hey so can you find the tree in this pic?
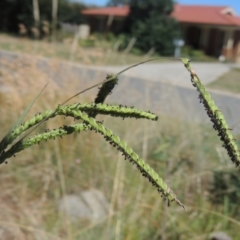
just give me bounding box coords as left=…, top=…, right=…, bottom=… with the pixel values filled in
left=0, top=0, right=86, bottom=35
left=32, top=0, right=40, bottom=27
left=58, top=2, right=86, bottom=24
left=51, top=0, right=58, bottom=40
left=124, top=0, right=180, bottom=55
left=0, top=0, right=32, bottom=33
left=107, top=0, right=129, bottom=6
left=32, top=0, right=40, bottom=38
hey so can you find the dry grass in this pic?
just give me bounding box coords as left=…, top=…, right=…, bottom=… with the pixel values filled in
left=0, top=55, right=239, bottom=240
left=0, top=33, right=152, bottom=66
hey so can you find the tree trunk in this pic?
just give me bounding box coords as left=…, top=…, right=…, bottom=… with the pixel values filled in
left=32, top=0, right=40, bottom=39
left=32, top=0, right=40, bottom=26
left=52, top=0, right=58, bottom=41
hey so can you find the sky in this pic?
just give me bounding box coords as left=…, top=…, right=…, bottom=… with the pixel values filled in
left=76, top=0, right=240, bottom=15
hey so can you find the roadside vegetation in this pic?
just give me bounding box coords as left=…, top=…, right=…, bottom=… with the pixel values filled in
left=0, top=0, right=217, bottom=66
left=0, top=32, right=217, bottom=66
left=0, top=0, right=238, bottom=239
left=0, top=53, right=239, bottom=240
left=0, top=33, right=154, bottom=66
left=208, top=68, right=240, bottom=94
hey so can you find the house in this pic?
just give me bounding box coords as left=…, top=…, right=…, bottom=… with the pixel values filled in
left=82, top=4, right=240, bottom=62
left=82, top=6, right=129, bottom=34
left=172, top=5, right=240, bottom=62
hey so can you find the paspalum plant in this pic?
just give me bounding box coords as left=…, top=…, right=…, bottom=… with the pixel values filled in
left=0, top=58, right=239, bottom=211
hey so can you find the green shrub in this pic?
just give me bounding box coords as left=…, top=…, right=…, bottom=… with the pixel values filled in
left=79, top=38, right=95, bottom=48
left=124, top=0, right=181, bottom=55
left=181, top=46, right=217, bottom=62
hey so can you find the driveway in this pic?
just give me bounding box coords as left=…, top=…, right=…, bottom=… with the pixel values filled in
left=95, top=61, right=231, bottom=88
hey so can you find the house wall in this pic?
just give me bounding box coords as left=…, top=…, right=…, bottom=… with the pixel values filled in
left=181, top=23, right=209, bottom=50
left=233, top=30, right=240, bottom=63
left=181, top=23, right=240, bottom=62
left=207, top=28, right=225, bottom=56
left=87, top=16, right=106, bottom=33
left=199, top=26, right=210, bottom=48
left=221, top=28, right=234, bottom=59
left=85, top=15, right=126, bottom=35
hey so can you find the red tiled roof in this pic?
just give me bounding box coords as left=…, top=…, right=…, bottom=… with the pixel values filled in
left=221, top=13, right=240, bottom=26
left=171, top=4, right=240, bottom=26
left=82, top=4, right=240, bottom=26
left=82, top=6, right=130, bottom=17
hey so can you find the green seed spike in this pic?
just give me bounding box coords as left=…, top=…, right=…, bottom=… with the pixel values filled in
left=6, top=109, right=55, bottom=148
left=95, top=75, right=118, bottom=104
left=8, top=104, right=158, bottom=146
left=69, top=103, right=158, bottom=120
left=57, top=108, right=186, bottom=209
left=59, top=58, right=163, bottom=106
left=181, top=58, right=240, bottom=167
left=0, top=83, right=48, bottom=155
left=0, top=123, right=89, bottom=162
left=8, top=58, right=176, bottom=150
left=1, top=107, right=184, bottom=209
left=89, top=74, right=119, bottom=118
left=7, top=58, right=172, bottom=147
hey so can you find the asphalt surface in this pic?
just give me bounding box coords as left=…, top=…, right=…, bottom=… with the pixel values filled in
left=94, top=61, right=231, bottom=88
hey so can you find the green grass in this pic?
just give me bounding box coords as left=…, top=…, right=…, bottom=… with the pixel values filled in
left=208, top=68, right=240, bottom=94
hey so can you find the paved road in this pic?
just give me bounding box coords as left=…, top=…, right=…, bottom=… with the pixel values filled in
left=94, top=61, right=231, bottom=88
left=1, top=50, right=240, bottom=133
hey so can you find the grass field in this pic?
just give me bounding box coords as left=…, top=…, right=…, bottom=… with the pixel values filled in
left=0, top=32, right=219, bottom=68
left=208, top=67, right=240, bottom=94
left=0, top=33, right=157, bottom=66
left=0, top=52, right=239, bottom=239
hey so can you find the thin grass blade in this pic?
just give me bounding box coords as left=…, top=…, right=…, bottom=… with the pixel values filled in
left=0, top=83, right=49, bottom=153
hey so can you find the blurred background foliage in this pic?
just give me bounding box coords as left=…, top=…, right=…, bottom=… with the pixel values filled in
left=0, top=0, right=180, bottom=56
left=0, top=0, right=239, bottom=239
left=0, top=0, right=86, bottom=34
